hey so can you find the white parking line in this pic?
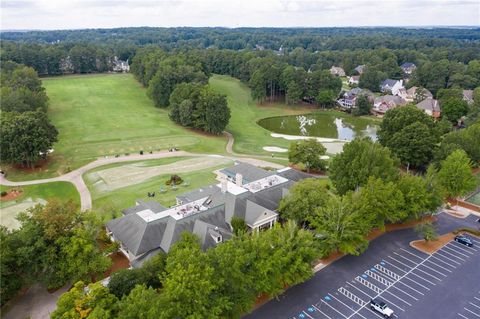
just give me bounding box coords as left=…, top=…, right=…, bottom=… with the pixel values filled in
left=388, top=256, right=442, bottom=281
left=394, top=252, right=448, bottom=277
left=449, top=242, right=476, bottom=255
left=382, top=291, right=410, bottom=307
left=444, top=244, right=472, bottom=258
left=403, top=276, right=431, bottom=290
left=347, top=254, right=435, bottom=318
left=366, top=271, right=419, bottom=301
left=328, top=293, right=368, bottom=319
left=399, top=248, right=425, bottom=260
left=347, top=282, right=373, bottom=298
left=321, top=299, right=348, bottom=318
left=458, top=313, right=470, bottom=319
left=438, top=247, right=467, bottom=261
left=435, top=251, right=463, bottom=265
left=372, top=268, right=426, bottom=294
left=470, top=302, right=480, bottom=310
left=424, top=259, right=453, bottom=273
left=302, top=311, right=315, bottom=319
left=442, top=245, right=470, bottom=259
left=393, top=252, right=418, bottom=266
left=430, top=254, right=457, bottom=268
left=311, top=304, right=332, bottom=319
left=382, top=260, right=436, bottom=285
left=464, top=307, right=480, bottom=318
left=476, top=297, right=480, bottom=302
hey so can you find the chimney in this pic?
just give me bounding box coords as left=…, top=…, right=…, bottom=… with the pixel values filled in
left=235, top=173, right=243, bottom=187
left=221, top=177, right=228, bottom=193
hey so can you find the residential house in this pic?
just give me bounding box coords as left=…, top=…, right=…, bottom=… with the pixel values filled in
left=416, top=98, right=441, bottom=119
left=348, top=75, right=360, bottom=85
left=337, top=88, right=373, bottom=109
left=330, top=66, right=346, bottom=77
left=397, top=86, right=433, bottom=102
left=400, top=62, right=416, bottom=75
left=106, top=162, right=312, bottom=267
left=380, top=79, right=404, bottom=95
left=354, top=65, right=365, bottom=75
left=373, top=95, right=407, bottom=116
left=463, top=90, right=474, bottom=105
left=112, top=56, right=130, bottom=72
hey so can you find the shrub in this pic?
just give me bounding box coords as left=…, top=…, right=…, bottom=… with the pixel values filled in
left=1, top=191, right=7, bottom=197
left=165, top=174, right=183, bottom=186
left=452, top=227, right=480, bottom=236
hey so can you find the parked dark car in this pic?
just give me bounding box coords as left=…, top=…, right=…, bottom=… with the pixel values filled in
left=454, top=234, right=473, bottom=247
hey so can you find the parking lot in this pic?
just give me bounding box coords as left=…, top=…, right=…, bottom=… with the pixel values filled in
left=245, top=214, right=480, bottom=319
left=293, top=236, right=480, bottom=319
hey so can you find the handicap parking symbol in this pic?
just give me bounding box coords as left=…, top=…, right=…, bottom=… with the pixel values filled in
left=324, top=295, right=332, bottom=301
left=380, top=261, right=386, bottom=265
left=362, top=274, right=368, bottom=279
left=308, top=307, right=315, bottom=312
left=299, top=313, right=305, bottom=318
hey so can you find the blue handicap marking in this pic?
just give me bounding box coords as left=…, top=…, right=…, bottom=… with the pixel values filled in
left=362, top=274, right=368, bottom=279
left=371, top=268, right=376, bottom=272
left=325, top=295, right=332, bottom=301
left=308, top=307, right=315, bottom=312
left=299, top=314, right=305, bottom=318
left=381, top=261, right=386, bottom=265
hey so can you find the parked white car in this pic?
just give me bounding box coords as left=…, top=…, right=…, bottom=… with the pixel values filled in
left=370, top=298, right=394, bottom=318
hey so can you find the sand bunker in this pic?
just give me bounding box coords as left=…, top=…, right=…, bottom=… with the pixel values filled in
left=263, top=146, right=288, bottom=153
left=270, top=133, right=346, bottom=154
left=87, top=157, right=232, bottom=193
left=1, top=198, right=47, bottom=230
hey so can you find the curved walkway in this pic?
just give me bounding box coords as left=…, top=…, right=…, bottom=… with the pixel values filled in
left=0, top=150, right=284, bottom=211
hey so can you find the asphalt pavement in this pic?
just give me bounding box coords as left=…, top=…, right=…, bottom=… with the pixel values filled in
left=244, top=213, right=480, bottom=319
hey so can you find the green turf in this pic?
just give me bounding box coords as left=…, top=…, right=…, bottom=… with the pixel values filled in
left=85, top=160, right=232, bottom=219
left=5, top=74, right=226, bottom=181
left=0, top=182, right=80, bottom=209
left=210, top=75, right=312, bottom=155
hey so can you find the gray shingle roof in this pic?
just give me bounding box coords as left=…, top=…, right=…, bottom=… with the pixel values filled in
left=220, top=162, right=274, bottom=184
left=400, top=62, right=416, bottom=68
left=122, top=200, right=167, bottom=215
left=380, top=79, right=399, bottom=88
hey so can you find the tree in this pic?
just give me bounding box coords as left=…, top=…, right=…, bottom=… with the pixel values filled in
left=436, top=122, right=480, bottom=166
left=14, top=201, right=110, bottom=289
left=309, top=196, right=369, bottom=256
left=358, top=66, right=387, bottom=92
left=415, top=222, right=438, bottom=242
left=350, top=177, right=406, bottom=230
left=353, top=95, right=372, bottom=116
left=52, top=281, right=119, bottom=319
left=437, top=150, right=477, bottom=199
left=0, top=227, right=23, bottom=306
left=378, top=105, right=435, bottom=147
left=160, top=233, right=227, bottom=318
left=441, top=98, right=469, bottom=123
left=388, top=122, right=437, bottom=168
left=316, top=89, right=336, bottom=108
left=329, top=138, right=399, bottom=195
left=108, top=268, right=149, bottom=299
left=288, top=139, right=327, bottom=173
left=396, top=174, right=432, bottom=220
left=197, top=86, right=231, bottom=134
left=278, top=178, right=333, bottom=226
left=0, top=111, right=58, bottom=168
left=116, top=285, right=161, bottom=319
left=230, top=216, right=248, bottom=236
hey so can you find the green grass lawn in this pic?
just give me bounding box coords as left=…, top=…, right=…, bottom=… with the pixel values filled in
left=0, top=182, right=80, bottom=229
left=5, top=74, right=227, bottom=181
left=84, top=158, right=232, bottom=220
left=210, top=75, right=312, bottom=155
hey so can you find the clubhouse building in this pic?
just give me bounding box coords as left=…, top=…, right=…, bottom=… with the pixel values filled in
left=106, top=162, right=311, bottom=267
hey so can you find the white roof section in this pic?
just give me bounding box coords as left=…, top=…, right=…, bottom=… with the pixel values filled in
left=137, top=196, right=210, bottom=222
left=243, top=174, right=289, bottom=193
left=216, top=181, right=249, bottom=195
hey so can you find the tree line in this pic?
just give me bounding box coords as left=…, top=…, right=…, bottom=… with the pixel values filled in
left=50, top=221, right=317, bottom=319
left=0, top=61, right=58, bottom=168
left=1, top=201, right=113, bottom=306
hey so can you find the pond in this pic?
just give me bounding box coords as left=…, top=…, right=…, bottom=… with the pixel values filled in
left=257, top=112, right=379, bottom=141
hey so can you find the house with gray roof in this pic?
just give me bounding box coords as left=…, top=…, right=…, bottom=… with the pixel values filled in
left=380, top=79, right=404, bottom=95
left=373, top=95, right=407, bottom=115
left=106, top=163, right=313, bottom=267
left=400, top=62, right=416, bottom=75
left=354, top=65, right=365, bottom=75
left=416, top=98, right=441, bottom=119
